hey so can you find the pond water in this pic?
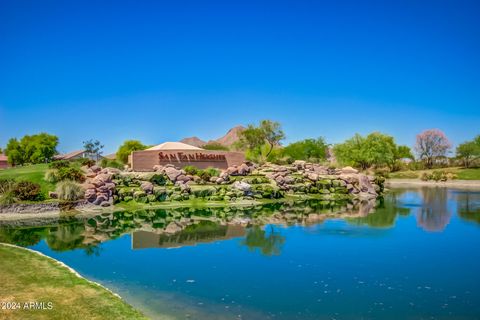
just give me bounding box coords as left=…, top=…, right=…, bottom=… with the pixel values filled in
left=1, top=187, right=480, bottom=319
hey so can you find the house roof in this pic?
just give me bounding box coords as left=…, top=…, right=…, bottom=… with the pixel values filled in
left=0, top=154, right=7, bottom=162
left=54, top=150, right=86, bottom=160
left=146, top=142, right=204, bottom=151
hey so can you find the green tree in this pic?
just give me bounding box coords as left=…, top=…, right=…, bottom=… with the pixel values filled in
left=83, top=139, right=104, bottom=161
left=333, top=132, right=407, bottom=170
left=238, top=120, right=285, bottom=158
left=116, top=140, right=147, bottom=164
left=260, top=120, right=285, bottom=157
left=5, top=133, right=59, bottom=165
left=456, top=136, right=480, bottom=168
left=282, top=137, right=328, bottom=162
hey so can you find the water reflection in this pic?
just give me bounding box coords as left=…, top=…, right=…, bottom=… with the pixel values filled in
left=455, top=190, right=480, bottom=224
left=1, top=188, right=480, bottom=255
left=415, top=187, right=452, bottom=232
left=349, top=189, right=411, bottom=227
left=132, top=222, right=246, bottom=249
left=0, top=199, right=376, bottom=255
left=241, top=226, right=286, bottom=256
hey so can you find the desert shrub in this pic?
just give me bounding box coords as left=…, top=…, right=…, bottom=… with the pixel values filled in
left=100, top=158, right=124, bottom=169
left=150, top=174, right=167, bottom=186
left=420, top=170, right=455, bottom=182
left=204, top=167, right=220, bottom=177
left=44, top=169, right=60, bottom=183
left=0, top=192, right=16, bottom=205
left=48, top=160, right=70, bottom=169
left=55, top=181, right=85, bottom=201
left=408, top=161, right=426, bottom=171
left=0, top=178, right=16, bottom=195
left=57, top=167, right=85, bottom=183
left=430, top=170, right=445, bottom=182
left=183, top=165, right=198, bottom=176
left=78, top=158, right=96, bottom=167
left=373, top=168, right=390, bottom=178
left=197, top=170, right=212, bottom=182
left=12, top=181, right=44, bottom=201
left=196, top=168, right=220, bottom=182
left=420, top=172, right=431, bottom=181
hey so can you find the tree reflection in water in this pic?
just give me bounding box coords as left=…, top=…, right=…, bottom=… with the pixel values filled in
left=241, top=225, right=286, bottom=256
left=3, top=189, right=478, bottom=254
left=455, top=190, right=480, bottom=224
left=415, top=187, right=451, bottom=232
left=349, top=190, right=411, bottom=228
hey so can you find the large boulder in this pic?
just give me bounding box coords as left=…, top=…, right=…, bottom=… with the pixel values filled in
left=341, top=166, right=359, bottom=174
left=232, top=181, right=252, bottom=193
left=153, top=165, right=164, bottom=172
left=358, top=174, right=376, bottom=195
left=293, top=160, right=306, bottom=170
left=237, top=163, right=250, bottom=175
left=94, top=173, right=112, bottom=184
left=90, top=165, right=101, bottom=173
left=85, top=189, right=97, bottom=201
left=226, top=166, right=239, bottom=175
left=140, top=181, right=154, bottom=194
left=176, top=174, right=191, bottom=183
left=165, top=221, right=183, bottom=234
left=164, top=167, right=183, bottom=182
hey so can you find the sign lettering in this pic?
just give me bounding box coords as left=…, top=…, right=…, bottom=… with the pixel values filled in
left=158, top=152, right=226, bottom=162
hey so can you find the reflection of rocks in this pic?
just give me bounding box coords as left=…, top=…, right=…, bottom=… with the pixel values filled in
left=0, top=199, right=382, bottom=253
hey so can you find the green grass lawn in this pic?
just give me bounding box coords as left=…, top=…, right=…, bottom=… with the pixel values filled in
left=389, top=167, right=480, bottom=180
left=456, top=168, right=480, bottom=180
left=0, top=164, right=54, bottom=193
left=0, top=244, right=147, bottom=320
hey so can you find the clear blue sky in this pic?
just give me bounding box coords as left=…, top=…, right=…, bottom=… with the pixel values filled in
left=1, top=0, right=479, bottom=154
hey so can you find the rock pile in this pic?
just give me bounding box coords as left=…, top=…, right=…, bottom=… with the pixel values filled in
left=82, top=165, right=120, bottom=207
left=88, top=161, right=383, bottom=206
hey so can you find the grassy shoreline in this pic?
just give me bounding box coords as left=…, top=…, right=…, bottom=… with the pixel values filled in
left=0, top=243, right=147, bottom=320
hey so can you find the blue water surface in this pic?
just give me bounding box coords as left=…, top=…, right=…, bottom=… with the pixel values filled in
left=5, top=187, right=480, bottom=319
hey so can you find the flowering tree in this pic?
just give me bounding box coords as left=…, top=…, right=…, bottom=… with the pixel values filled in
left=415, top=129, right=451, bottom=168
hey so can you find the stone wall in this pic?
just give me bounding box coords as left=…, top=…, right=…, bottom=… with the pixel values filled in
left=0, top=201, right=87, bottom=214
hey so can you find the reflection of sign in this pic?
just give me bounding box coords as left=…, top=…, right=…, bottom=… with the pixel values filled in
left=158, top=152, right=226, bottom=162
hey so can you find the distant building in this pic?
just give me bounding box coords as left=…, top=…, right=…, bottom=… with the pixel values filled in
left=54, top=150, right=101, bottom=161
left=0, top=154, right=9, bottom=169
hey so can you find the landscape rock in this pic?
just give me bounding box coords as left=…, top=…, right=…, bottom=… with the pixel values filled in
left=232, top=181, right=252, bottom=193
left=140, top=181, right=154, bottom=194
left=164, top=167, right=183, bottom=182
left=341, top=166, right=359, bottom=174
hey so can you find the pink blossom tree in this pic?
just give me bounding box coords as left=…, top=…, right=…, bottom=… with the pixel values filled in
left=415, top=129, right=452, bottom=168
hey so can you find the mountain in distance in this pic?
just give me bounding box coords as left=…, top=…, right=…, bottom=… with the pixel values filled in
left=179, top=136, right=206, bottom=148
left=179, top=125, right=245, bottom=148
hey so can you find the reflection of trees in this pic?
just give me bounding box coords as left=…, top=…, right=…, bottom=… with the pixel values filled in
left=241, top=226, right=285, bottom=256
left=349, top=195, right=411, bottom=228
left=455, top=191, right=480, bottom=224
left=416, top=187, right=451, bottom=232
left=0, top=227, right=45, bottom=247
left=46, top=223, right=86, bottom=252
